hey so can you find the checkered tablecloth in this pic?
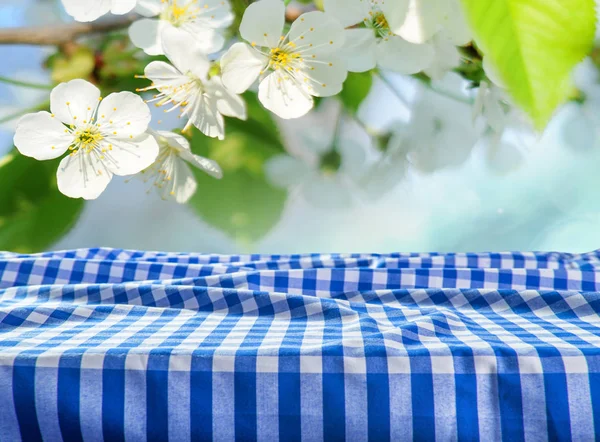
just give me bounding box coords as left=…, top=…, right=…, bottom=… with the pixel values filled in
left=1, top=248, right=600, bottom=441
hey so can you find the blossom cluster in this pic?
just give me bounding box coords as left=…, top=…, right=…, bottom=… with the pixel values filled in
left=14, top=0, right=500, bottom=203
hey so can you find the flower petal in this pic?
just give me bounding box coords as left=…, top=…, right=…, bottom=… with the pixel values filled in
left=97, top=91, right=151, bottom=137
left=323, top=0, right=368, bottom=27
left=61, top=0, right=112, bottom=22
left=161, top=26, right=211, bottom=79
left=129, top=18, right=168, bottom=55
left=279, top=98, right=339, bottom=158
left=258, top=71, right=314, bottom=119
left=395, top=0, right=441, bottom=44
left=379, top=0, right=410, bottom=36
left=221, top=42, right=268, bottom=94
left=110, top=0, right=137, bottom=15
left=50, top=79, right=101, bottom=126
left=135, top=0, right=162, bottom=17
left=210, top=77, right=247, bottom=120
left=289, top=11, right=346, bottom=54
left=301, top=56, right=347, bottom=97
left=152, top=130, right=221, bottom=179
left=483, top=89, right=508, bottom=133
left=186, top=95, right=226, bottom=140
left=339, top=139, right=367, bottom=179
left=375, top=36, right=434, bottom=74
left=265, top=154, right=312, bottom=188
left=438, top=0, right=472, bottom=46
left=190, top=155, right=223, bottom=179
left=144, top=61, right=188, bottom=100
left=57, top=151, right=113, bottom=200
left=151, top=129, right=190, bottom=150
left=196, top=0, right=234, bottom=28
left=362, top=156, right=408, bottom=199
left=103, top=132, right=160, bottom=176
left=161, top=158, right=198, bottom=203
left=424, top=33, right=461, bottom=80
left=339, top=29, right=377, bottom=73
left=179, top=148, right=224, bottom=179
left=407, top=88, right=476, bottom=173
left=145, top=60, right=178, bottom=79
left=14, top=111, right=72, bottom=160
left=239, top=0, right=285, bottom=48
left=179, top=23, right=226, bottom=54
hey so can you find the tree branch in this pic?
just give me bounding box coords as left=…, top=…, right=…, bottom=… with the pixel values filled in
left=0, top=15, right=137, bottom=46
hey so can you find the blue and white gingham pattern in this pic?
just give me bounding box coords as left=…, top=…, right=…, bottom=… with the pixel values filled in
left=1, top=248, right=600, bottom=441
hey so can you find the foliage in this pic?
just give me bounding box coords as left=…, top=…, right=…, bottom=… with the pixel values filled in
left=0, top=152, right=84, bottom=252
left=187, top=93, right=288, bottom=244
left=339, top=72, right=373, bottom=115
left=461, top=0, right=597, bottom=129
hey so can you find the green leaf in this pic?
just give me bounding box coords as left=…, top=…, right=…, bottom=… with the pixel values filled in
left=187, top=92, right=287, bottom=245
left=0, top=152, right=84, bottom=252
left=230, top=0, right=250, bottom=36
left=460, top=0, right=596, bottom=129
left=339, top=71, right=373, bottom=115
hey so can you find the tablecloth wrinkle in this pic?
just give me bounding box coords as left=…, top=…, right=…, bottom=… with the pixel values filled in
left=1, top=248, right=599, bottom=441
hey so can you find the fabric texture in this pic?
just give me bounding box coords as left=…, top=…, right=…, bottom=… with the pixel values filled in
left=0, top=248, right=600, bottom=441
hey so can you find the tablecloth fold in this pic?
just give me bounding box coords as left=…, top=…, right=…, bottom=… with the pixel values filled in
left=1, top=248, right=599, bottom=441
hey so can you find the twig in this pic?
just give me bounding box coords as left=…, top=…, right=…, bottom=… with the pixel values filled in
left=377, top=71, right=475, bottom=106
left=0, top=15, right=138, bottom=46
left=0, top=101, right=50, bottom=126
left=0, top=75, right=52, bottom=90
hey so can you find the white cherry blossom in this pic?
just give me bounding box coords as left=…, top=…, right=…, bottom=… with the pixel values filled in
left=141, top=28, right=246, bottom=139
left=138, top=129, right=222, bottom=203
left=424, top=31, right=462, bottom=80
left=129, top=0, right=233, bottom=55
left=406, top=74, right=477, bottom=173
left=396, top=0, right=472, bottom=46
left=61, top=0, right=137, bottom=22
left=473, top=80, right=510, bottom=135
left=472, top=59, right=533, bottom=172
left=359, top=127, right=410, bottom=197
left=472, top=58, right=526, bottom=141
left=324, top=0, right=434, bottom=74
left=265, top=101, right=372, bottom=207
left=13, top=79, right=159, bottom=200
left=563, top=59, right=600, bottom=152
left=220, top=0, right=348, bottom=119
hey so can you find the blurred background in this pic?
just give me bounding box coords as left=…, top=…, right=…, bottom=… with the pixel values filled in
left=1, top=0, right=600, bottom=254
